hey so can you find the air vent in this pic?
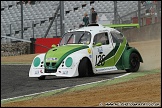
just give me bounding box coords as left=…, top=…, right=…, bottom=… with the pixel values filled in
left=52, top=62, right=56, bottom=66
left=45, top=69, right=57, bottom=73
left=53, top=49, right=57, bottom=51
left=88, top=23, right=100, bottom=26
left=46, top=62, right=50, bottom=66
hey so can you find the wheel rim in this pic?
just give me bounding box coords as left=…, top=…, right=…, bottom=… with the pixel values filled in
left=131, top=56, right=139, bottom=68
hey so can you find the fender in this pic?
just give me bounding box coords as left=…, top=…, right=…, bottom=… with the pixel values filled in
left=56, top=49, right=92, bottom=77
left=122, top=47, right=143, bottom=69
left=73, top=53, right=92, bottom=76
left=29, top=53, right=45, bottom=77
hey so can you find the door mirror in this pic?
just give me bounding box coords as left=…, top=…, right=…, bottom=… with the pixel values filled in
left=51, top=44, right=56, bottom=48
left=106, top=40, right=109, bottom=44
left=95, top=43, right=102, bottom=46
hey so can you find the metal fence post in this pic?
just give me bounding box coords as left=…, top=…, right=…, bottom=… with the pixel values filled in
left=55, top=16, right=57, bottom=37
left=44, top=4, right=60, bottom=38
left=30, top=38, right=36, bottom=54
left=32, top=21, right=34, bottom=38
left=10, top=24, right=12, bottom=36
left=114, top=1, right=117, bottom=24
left=156, top=1, right=161, bottom=22
left=60, top=1, right=65, bottom=37
left=138, top=1, right=141, bottom=27
left=21, top=1, right=23, bottom=39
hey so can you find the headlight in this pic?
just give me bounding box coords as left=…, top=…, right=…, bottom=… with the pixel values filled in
left=33, top=57, right=40, bottom=67
left=65, top=57, right=73, bottom=67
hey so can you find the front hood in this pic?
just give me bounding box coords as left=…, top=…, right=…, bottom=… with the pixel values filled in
left=44, top=45, right=89, bottom=69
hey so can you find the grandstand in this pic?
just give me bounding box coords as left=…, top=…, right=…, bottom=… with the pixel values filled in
left=1, top=1, right=161, bottom=57
left=1, top=1, right=149, bottom=43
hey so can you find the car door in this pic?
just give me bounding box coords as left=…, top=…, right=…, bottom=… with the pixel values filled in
left=92, top=32, right=115, bottom=73
left=110, top=31, right=126, bottom=69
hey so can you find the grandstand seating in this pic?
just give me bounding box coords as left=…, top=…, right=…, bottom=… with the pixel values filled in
left=1, top=1, right=159, bottom=43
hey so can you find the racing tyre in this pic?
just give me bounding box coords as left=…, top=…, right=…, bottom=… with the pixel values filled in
left=38, top=76, right=45, bottom=80
left=126, top=53, right=140, bottom=72
left=78, top=58, right=93, bottom=77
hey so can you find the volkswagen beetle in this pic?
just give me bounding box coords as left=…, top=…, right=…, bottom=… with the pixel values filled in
left=29, top=24, right=143, bottom=80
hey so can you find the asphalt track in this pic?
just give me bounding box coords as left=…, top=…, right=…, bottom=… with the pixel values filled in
left=1, top=65, right=127, bottom=99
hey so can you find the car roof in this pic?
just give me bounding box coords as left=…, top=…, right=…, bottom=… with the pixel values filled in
left=69, top=24, right=120, bottom=36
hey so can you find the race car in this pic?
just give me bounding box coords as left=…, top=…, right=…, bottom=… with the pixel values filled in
left=29, top=23, right=143, bottom=80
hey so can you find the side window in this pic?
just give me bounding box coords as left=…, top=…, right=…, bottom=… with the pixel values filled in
left=111, top=32, right=118, bottom=43
left=111, top=32, right=123, bottom=43
left=93, top=32, right=109, bottom=45
left=116, top=33, right=124, bottom=43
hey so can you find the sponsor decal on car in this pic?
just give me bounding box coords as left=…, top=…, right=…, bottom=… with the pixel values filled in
left=96, top=66, right=117, bottom=72
left=99, top=29, right=108, bottom=32
left=46, top=57, right=58, bottom=61
left=62, top=71, right=68, bottom=75
left=40, top=70, right=43, bottom=73
left=87, top=48, right=91, bottom=54
left=97, top=47, right=103, bottom=53
left=89, top=55, right=92, bottom=58
left=35, top=70, right=39, bottom=74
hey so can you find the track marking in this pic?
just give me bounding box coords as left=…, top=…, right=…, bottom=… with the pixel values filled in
left=114, top=73, right=131, bottom=78
left=1, top=73, right=131, bottom=102
left=1, top=87, right=70, bottom=101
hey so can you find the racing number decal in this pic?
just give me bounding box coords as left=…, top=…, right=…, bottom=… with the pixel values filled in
left=95, top=54, right=105, bottom=66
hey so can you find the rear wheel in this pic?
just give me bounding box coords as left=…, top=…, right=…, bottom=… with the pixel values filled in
left=38, top=76, right=45, bottom=80
left=126, top=53, right=140, bottom=72
left=78, top=58, right=94, bottom=77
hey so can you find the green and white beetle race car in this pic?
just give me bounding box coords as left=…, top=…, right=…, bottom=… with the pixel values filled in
left=29, top=24, right=143, bottom=80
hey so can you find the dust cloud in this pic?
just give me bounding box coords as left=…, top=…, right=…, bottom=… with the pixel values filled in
left=129, top=39, right=161, bottom=71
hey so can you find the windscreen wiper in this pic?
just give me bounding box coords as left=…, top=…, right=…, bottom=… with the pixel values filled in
left=78, top=33, right=85, bottom=44
left=66, top=34, right=73, bottom=44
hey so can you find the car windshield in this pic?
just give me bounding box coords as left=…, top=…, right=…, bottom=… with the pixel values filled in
left=59, top=31, right=91, bottom=46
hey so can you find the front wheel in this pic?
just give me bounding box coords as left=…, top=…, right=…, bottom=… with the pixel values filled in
left=78, top=58, right=94, bottom=77
left=38, top=76, right=45, bottom=80
left=126, top=53, right=140, bottom=72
